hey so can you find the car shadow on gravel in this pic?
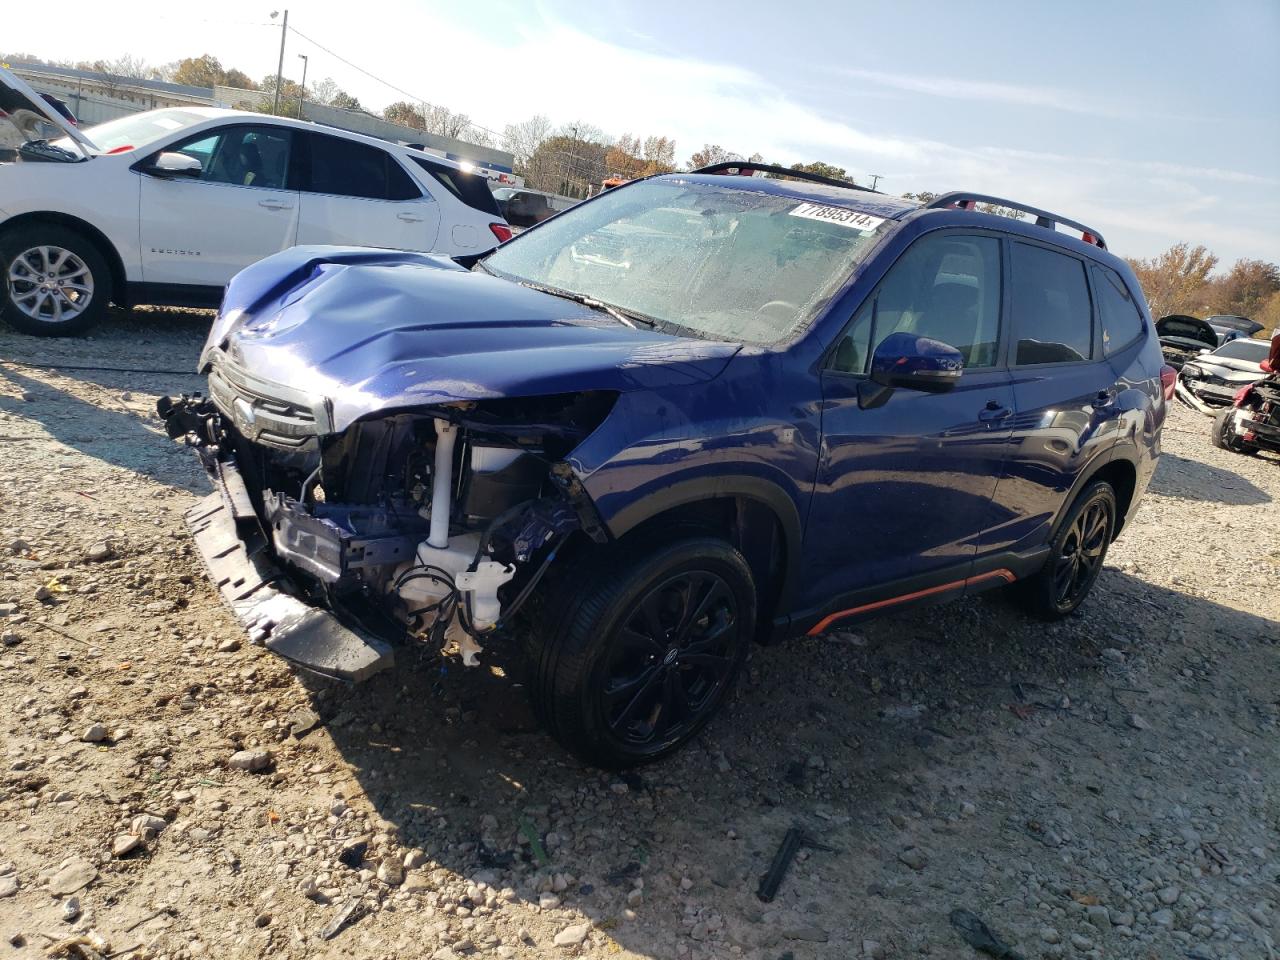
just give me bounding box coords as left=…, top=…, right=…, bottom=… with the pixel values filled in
left=300, top=564, right=1279, bottom=957
left=1149, top=450, right=1272, bottom=505
left=0, top=363, right=207, bottom=494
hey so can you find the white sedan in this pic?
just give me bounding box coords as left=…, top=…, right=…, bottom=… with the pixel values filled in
left=0, top=67, right=510, bottom=336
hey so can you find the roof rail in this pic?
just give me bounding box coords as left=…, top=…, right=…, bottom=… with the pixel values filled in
left=925, top=192, right=1106, bottom=249
left=691, top=161, right=877, bottom=194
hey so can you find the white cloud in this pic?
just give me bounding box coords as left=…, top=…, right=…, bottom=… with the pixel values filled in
left=9, top=1, right=1275, bottom=263
left=831, top=68, right=1131, bottom=118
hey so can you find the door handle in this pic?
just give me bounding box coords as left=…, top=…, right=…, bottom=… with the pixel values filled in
left=1092, top=390, right=1116, bottom=409
left=397, top=212, right=425, bottom=222
left=258, top=199, right=293, bottom=210
left=978, top=402, right=1012, bottom=422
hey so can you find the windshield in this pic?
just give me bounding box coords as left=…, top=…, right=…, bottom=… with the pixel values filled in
left=483, top=179, right=886, bottom=344
left=53, top=109, right=207, bottom=154
left=1212, top=339, right=1270, bottom=362
left=492, top=188, right=517, bottom=200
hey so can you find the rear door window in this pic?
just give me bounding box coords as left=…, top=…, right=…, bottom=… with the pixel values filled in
left=300, top=132, right=421, bottom=200
left=1092, top=265, right=1145, bottom=355
left=1009, top=243, right=1093, bottom=365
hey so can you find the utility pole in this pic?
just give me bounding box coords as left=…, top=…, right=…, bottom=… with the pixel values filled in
left=270, top=9, right=288, bottom=115
left=869, top=173, right=883, bottom=191
left=296, top=54, right=308, bottom=119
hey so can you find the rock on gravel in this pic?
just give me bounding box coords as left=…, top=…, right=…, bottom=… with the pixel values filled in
left=377, top=857, right=404, bottom=886
left=112, top=834, right=142, bottom=858
left=228, top=749, right=271, bottom=772
left=81, top=722, right=109, bottom=743
left=47, top=859, right=97, bottom=896
left=86, top=540, right=115, bottom=562
left=553, top=922, right=591, bottom=947
left=0, top=876, right=17, bottom=898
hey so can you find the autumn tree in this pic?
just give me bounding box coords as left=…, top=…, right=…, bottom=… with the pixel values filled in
left=383, top=101, right=425, bottom=130
left=1125, top=243, right=1219, bottom=318
left=1203, top=259, right=1280, bottom=320
left=168, top=55, right=257, bottom=90
left=688, top=144, right=741, bottom=168
left=527, top=133, right=609, bottom=197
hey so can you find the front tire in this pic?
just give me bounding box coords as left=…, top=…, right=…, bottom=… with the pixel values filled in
left=530, top=537, right=756, bottom=768
left=1211, top=407, right=1254, bottom=454
left=0, top=225, right=112, bottom=337
left=1013, top=481, right=1116, bottom=620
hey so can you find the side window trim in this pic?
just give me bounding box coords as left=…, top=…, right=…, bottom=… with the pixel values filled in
left=821, top=227, right=1008, bottom=377
left=1008, top=237, right=1097, bottom=369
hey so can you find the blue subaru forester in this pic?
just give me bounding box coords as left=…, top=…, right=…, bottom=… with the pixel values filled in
left=162, top=163, right=1171, bottom=767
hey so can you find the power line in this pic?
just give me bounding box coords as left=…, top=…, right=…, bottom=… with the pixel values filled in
left=282, top=23, right=607, bottom=173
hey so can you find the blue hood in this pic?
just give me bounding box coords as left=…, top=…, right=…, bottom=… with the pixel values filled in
left=201, top=246, right=742, bottom=434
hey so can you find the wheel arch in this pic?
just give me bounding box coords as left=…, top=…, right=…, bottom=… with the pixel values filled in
left=603, top=476, right=803, bottom=636
left=1054, top=455, right=1138, bottom=542
left=0, top=211, right=129, bottom=306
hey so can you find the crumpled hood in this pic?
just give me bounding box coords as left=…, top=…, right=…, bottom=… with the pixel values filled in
left=1187, top=355, right=1263, bottom=378
left=202, top=246, right=742, bottom=434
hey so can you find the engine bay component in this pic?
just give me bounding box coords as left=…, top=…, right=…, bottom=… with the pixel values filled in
left=157, top=390, right=588, bottom=675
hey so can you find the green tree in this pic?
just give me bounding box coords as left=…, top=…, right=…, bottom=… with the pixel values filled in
left=790, top=160, right=849, bottom=181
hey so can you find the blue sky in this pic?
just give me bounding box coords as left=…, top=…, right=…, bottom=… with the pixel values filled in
left=12, top=0, right=1279, bottom=264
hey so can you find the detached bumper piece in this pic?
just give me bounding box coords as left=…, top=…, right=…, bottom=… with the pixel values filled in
left=186, top=479, right=394, bottom=683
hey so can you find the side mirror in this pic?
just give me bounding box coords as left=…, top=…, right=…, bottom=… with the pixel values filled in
left=143, top=152, right=202, bottom=179
left=869, top=331, right=965, bottom=393
left=1198, top=347, right=1210, bottom=354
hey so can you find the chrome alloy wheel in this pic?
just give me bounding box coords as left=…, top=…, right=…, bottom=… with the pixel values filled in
left=7, top=245, right=95, bottom=324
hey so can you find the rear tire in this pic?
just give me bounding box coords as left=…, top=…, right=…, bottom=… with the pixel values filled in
left=528, top=537, right=756, bottom=769
left=1013, top=481, right=1116, bottom=620
left=0, top=225, right=112, bottom=337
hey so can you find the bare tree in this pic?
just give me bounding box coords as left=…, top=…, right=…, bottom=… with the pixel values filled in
left=502, top=115, right=552, bottom=170
left=423, top=105, right=475, bottom=140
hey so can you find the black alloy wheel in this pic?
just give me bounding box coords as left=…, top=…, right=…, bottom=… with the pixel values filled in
left=1051, top=496, right=1111, bottom=610
left=529, top=536, right=756, bottom=768
left=600, top=570, right=739, bottom=749
left=1012, top=480, right=1116, bottom=620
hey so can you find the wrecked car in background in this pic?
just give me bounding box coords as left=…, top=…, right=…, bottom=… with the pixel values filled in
left=1156, top=314, right=1218, bottom=369
left=161, top=165, right=1168, bottom=767
left=1176, top=336, right=1272, bottom=413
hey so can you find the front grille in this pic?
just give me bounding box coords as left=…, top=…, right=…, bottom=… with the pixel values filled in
left=208, top=358, right=328, bottom=448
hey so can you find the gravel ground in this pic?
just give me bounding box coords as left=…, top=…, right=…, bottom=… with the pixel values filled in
left=1, top=309, right=1277, bottom=960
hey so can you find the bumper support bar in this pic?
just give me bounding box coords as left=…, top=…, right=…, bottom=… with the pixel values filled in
left=187, top=490, right=394, bottom=683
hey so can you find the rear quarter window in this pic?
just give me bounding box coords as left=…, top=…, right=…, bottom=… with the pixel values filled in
left=408, top=156, right=501, bottom=216
left=1092, top=264, right=1145, bottom=355
left=1010, top=243, right=1093, bottom=365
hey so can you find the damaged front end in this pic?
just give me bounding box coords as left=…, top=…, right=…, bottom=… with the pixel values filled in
left=158, top=388, right=611, bottom=681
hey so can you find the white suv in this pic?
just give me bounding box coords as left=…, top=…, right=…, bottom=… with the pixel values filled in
left=0, top=68, right=510, bottom=336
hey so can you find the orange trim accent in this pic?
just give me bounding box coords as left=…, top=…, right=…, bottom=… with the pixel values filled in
left=807, top=568, right=1016, bottom=636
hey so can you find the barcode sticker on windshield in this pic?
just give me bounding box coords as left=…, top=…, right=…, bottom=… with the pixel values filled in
left=789, top=202, right=885, bottom=232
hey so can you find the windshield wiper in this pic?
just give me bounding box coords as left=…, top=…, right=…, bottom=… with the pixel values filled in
left=516, top=280, right=656, bottom=330
left=17, top=139, right=82, bottom=163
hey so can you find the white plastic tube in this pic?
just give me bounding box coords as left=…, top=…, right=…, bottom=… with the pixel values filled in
left=428, top=418, right=457, bottom=548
